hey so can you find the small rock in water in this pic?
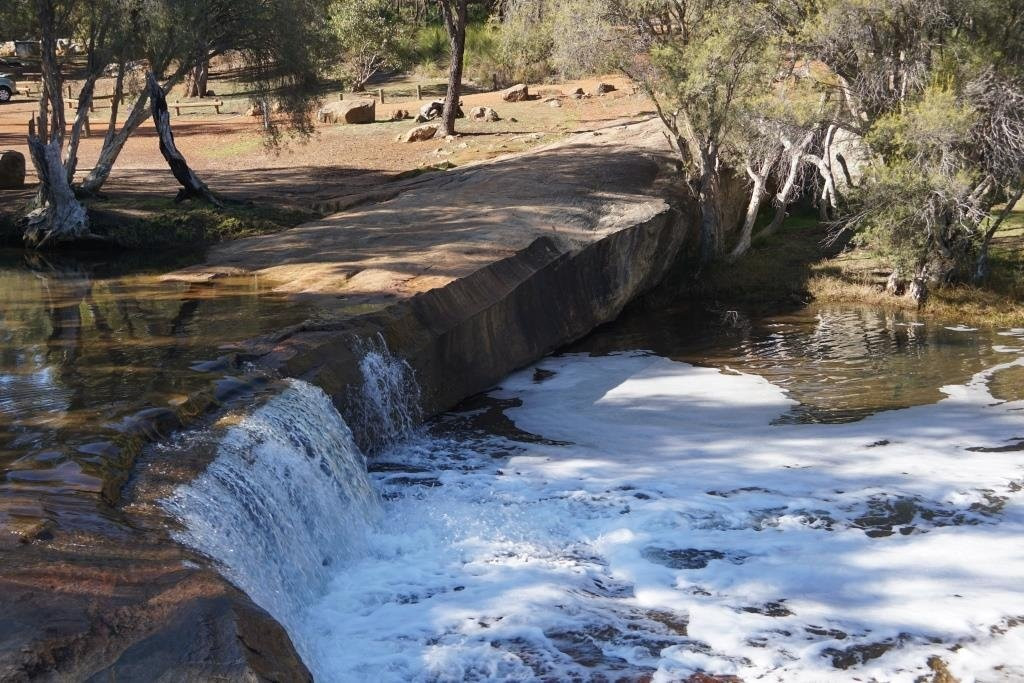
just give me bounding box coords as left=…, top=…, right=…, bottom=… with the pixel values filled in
left=642, top=546, right=727, bottom=569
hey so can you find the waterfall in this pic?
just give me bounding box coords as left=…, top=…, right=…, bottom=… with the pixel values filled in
left=162, top=337, right=424, bottom=674
left=162, top=379, right=380, bottom=648
left=348, top=333, right=423, bottom=453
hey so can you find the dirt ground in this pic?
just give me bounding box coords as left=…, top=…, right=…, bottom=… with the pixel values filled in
left=0, top=68, right=651, bottom=210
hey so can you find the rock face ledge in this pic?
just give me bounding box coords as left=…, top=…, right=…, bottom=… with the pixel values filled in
left=2, top=119, right=695, bottom=681
left=178, top=118, right=693, bottom=420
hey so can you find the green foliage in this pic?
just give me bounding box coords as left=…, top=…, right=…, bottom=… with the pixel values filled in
left=399, top=0, right=616, bottom=87
left=402, top=21, right=507, bottom=83
left=329, top=0, right=405, bottom=91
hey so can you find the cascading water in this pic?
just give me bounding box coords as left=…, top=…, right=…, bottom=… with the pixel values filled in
left=347, top=333, right=423, bottom=453
left=162, top=378, right=382, bottom=666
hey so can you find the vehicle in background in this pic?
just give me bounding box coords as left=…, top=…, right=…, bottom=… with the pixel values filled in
left=0, top=57, right=28, bottom=77
left=0, top=74, right=16, bottom=103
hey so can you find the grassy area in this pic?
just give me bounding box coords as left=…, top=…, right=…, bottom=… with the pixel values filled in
left=88, top=196, right=320, bottom=249
left=697, top=206, right=1024, bottom=327
left=0, top=196, right=317, bottom=250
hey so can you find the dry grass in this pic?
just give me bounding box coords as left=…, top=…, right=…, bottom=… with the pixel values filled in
left=807, top=204, right=1024, bottom=327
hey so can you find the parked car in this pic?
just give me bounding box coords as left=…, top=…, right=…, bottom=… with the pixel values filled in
left=0, top=57, right=28, bottom=77
left=0, top=74, right=15, bottom=103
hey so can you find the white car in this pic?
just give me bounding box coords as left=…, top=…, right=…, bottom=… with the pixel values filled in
left=0, top=74, right=15, bottom=103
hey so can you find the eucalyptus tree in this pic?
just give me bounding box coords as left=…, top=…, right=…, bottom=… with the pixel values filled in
left=81, top=0, right=330, bottom=196
left=602, top=0, right=793, bottom=263
left=19, top=0, right=329, bottom=246
left=23, top=0, right=90, bottom=247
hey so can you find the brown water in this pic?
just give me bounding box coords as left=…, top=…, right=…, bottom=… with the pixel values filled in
left=0, top=250, right=310, bottom=539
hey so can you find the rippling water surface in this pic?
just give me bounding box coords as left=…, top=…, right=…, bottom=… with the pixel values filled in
left=0, top=250, right=308, bottom=536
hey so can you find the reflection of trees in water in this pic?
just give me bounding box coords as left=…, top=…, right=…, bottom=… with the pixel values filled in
left=1, top=254, right=214, bottom=438
left=730, top=307, right=1004, bottom=420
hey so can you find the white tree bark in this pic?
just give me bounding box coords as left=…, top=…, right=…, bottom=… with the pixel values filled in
left=727, top=157, right=773, bottom=261
left=24, top=121, right=90, bottom=248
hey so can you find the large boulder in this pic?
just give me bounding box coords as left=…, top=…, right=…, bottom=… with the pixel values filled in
left=318, top=99, right=376, bottom=124
left=0, top=150, right=25, bottom=189
left=502, top=83, right=530, bottom=102
left=401, top=124, right=438, bottom=143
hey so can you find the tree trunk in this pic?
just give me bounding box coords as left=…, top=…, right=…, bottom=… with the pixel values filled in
left=974, top=187, right=1022, bottom=282
left=23, top=118, right=90, bottom=248
left=80, top=69, right=187, bottom=195
left=106, top=61, right=126, bottom=141
left=188, top=53, right=210, bottom=97
left=22, top=0, right=89, bottom=247
left=909, top=273, right=928, bottom=307
left=805, top=152, right=839, bottom=220
left=697, top=144, right=722, bottom=263
left=64, top=74, right=99, bottom=184
left=438, top=0, right=467, bottom=137
left=757, top=132, right=814, bottom=242
left=36, top=0, right=65, bottom=147
left=727, top=159, right=771, bottom=262
left=147, top=72, right=221, bottom=206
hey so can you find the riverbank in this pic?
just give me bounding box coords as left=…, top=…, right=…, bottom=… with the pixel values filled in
left=691, top=207, right=1024, bottom=327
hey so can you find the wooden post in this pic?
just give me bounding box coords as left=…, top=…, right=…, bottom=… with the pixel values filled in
left=416, top=84, right=422, bottom=100
left=339, top=92, right=343, bottom=101
left=67, top=84, right=72, bottom=99
left=174, top=102, right=181, bottom=116
left=378, top=88, right=384, bottom=103
left=214, top=100, right=221, bottom=114
left=83, top=116, right=90, bottom=138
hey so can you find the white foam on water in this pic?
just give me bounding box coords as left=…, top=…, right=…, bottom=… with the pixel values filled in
left=298, top=351, right=1024, bottom=682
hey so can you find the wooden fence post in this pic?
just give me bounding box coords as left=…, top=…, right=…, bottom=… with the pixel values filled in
left=416, top=84, right=422, bottom=100
left=378, top=88, right=384, bottom=103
